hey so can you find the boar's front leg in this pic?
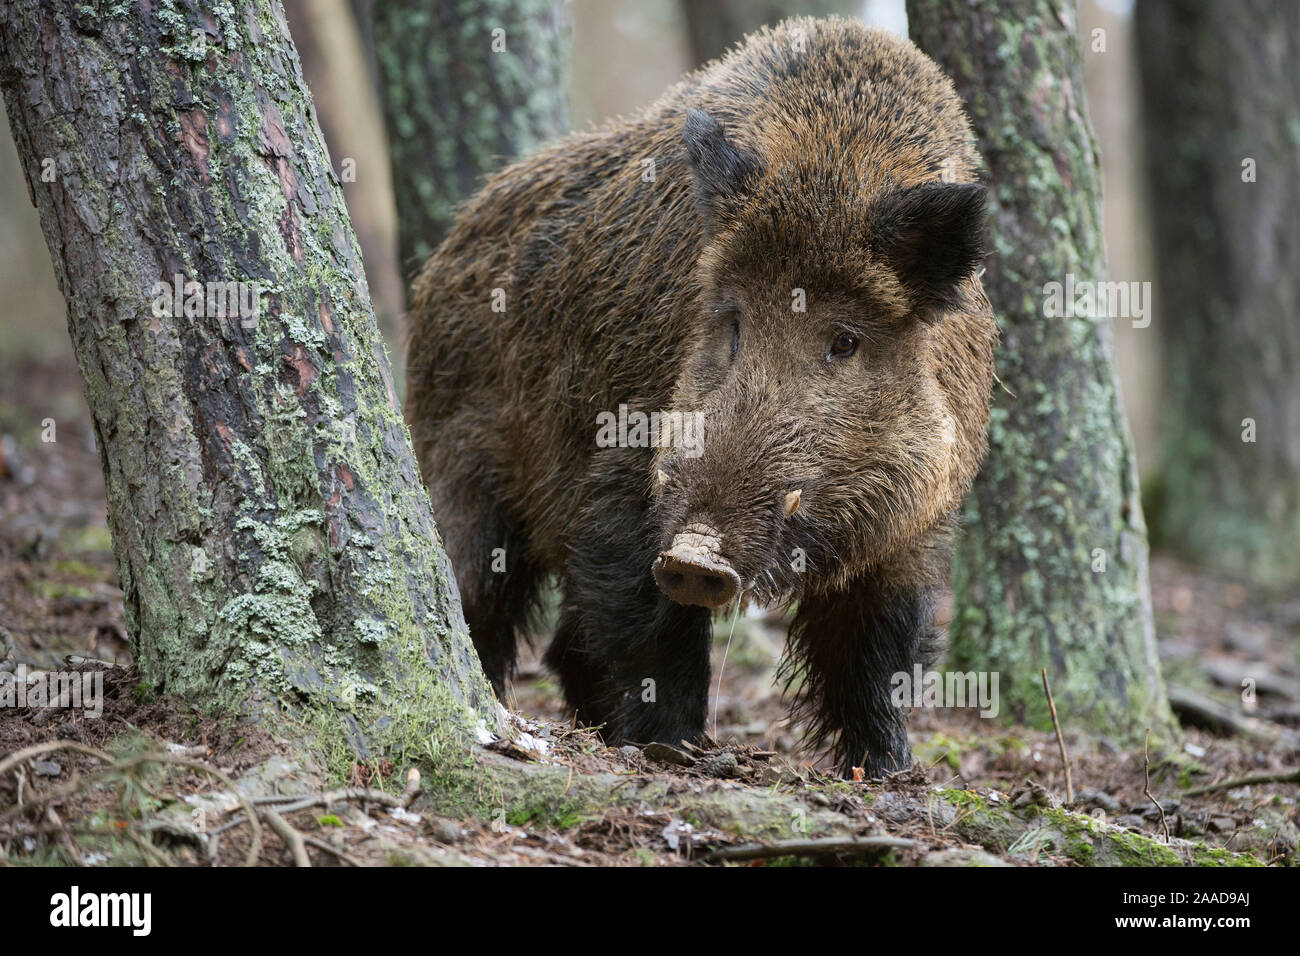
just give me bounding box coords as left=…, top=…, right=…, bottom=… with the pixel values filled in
left=546, top=530, right=713, bottom=750
left=783, top=576, right=942, bottom=778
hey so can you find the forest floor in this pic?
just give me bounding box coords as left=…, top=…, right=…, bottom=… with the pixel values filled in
left=1, top=357, right=1298, bottom=866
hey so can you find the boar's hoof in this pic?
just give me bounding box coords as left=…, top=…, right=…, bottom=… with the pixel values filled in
left=653, top=533, right=740, bottom=608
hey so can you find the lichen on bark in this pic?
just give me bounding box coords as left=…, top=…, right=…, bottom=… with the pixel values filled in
left=0, top=0, right=498, bottom=772
left=908, top=0, right=1175, bottom=742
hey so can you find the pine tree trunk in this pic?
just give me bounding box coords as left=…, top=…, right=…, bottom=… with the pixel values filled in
left=368, top=0, right=571, bottom=275
left=1136, top=0, right=1300, bottom=587
left=678, top=0, right=853, bottom=67
left=908, top=0, right=1175, bottom=741
left=0, top=0, right=498, bottom=767
left=280, top=0, right=406, bottom=350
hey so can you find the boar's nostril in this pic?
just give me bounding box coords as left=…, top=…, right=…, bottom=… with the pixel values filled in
left=653, top=549, right=740, bottom=609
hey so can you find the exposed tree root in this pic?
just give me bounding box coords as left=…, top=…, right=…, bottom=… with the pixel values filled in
left=702, top=835, right=918, bottom=863
left=1181, top=768, right=1300, bottom=798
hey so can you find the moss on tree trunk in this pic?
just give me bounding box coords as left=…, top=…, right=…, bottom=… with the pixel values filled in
left=0, top=0, right=498, bottom=774
left=908, top=0, right=1175, bottom=743
left=368, top=0, right=571, bottom=274
left=1136, top=0, right=1300, bottom=587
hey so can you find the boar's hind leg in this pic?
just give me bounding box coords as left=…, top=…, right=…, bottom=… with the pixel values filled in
left=546, top=545, right=713, bottom=749
left=783, top=580, right=941, bottom=778
left=432, top=476, right=542, bottom=695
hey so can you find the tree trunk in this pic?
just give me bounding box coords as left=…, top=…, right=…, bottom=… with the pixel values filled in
left=368, top=0, right=571, bottom=276
left=678, top=0, right=854, bottom=67
left=281, top=0, right=406, bottom=354
left=0, top=0, right=498, bottom=769
left=908, top=0, right=1175, bottom=741
left=1136, top=0, right=1300, bottom=587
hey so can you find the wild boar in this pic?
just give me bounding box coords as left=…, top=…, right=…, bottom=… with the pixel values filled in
left=405, top=16, right=996, bottom=775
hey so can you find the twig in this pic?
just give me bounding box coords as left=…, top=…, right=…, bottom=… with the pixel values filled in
left=701, top=835, right=917, bottom=863
left=302, top=834, right=361, bottom=867
left=0, top=739, right=113, bottom=777
left=711, top=601, right=741, bottom=738
left=401, top=767, right=421, bottom=808
left=1040, top=668, right=1073, bottom=804
left=205, top=831, right=221, bottom=865
left=125, top=828, right=172, bottom=867
left=113, top=752, right=262, bottom=867
left=0, top=743, right=266, bottom=866
left=240, top=786, right=404, bottom=815
left=48, top=806, right=85, bottom=867
left=1166, top=684, right=1290, bottom=744
left=263, top=808, right=311, bottom=867
left=14, top=763, right=87, bottom=822
left=1143, top=729, right=1170, bottom=842
left=1181, top=768, right=1300, bottom=798
left=219, top=784, right=411, bottom=839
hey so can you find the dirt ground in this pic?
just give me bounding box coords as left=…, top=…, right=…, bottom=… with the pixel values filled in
left=2, top=357, right=1297, bottom=866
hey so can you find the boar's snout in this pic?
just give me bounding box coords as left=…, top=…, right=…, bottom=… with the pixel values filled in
left=653, top=527, right=740, bottom=609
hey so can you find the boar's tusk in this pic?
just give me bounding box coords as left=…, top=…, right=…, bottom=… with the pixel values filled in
left=783, top=489, right=802, bottom=518
left=656, top=469, right=669, bottom=488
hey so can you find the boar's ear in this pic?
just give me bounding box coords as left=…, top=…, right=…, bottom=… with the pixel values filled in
left=683, top=108, right=760, bottom=231
left=869, top=181, right=987, bottom=320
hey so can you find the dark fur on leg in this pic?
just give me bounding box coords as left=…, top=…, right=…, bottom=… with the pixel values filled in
left=546, top=489, right=713, bottom=747
left=543, top=611, right=608, bottom=725
left=546, top=590, right=712, bottom=747
left=439, top=489, right=544, bottom=695
left=780, top=571, right=943, bottom=777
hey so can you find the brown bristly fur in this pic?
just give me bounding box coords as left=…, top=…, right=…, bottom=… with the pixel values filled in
left=405, top=17, right=997, bottom=776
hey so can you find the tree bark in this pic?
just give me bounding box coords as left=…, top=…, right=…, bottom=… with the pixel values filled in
left=1136, top=0, right=1300, bottom=587
left=0, top=0, right=498, bottom=768
left=368, top=0, right=571, bottom=276
left=281, top=0, right=405, bottom=353
left=908, top=0, right=1175, bottom=742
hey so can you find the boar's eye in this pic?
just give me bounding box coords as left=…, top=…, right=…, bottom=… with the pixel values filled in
left=709, top=304, right=740, bottom=359
left=829, top=332, right=858, bottom=360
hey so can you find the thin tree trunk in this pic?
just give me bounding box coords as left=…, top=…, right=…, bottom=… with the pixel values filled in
left=368, top=0, right=571, bottom=276
left=908, top=0, right=1175, bottom=742
left=0, top=0, right=498, bottom=767
left=678, top=0, right=854, bottom=67
left=281, top=0, right=406, bottom=355
left=1136, top=0, right=1300, bottom=587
